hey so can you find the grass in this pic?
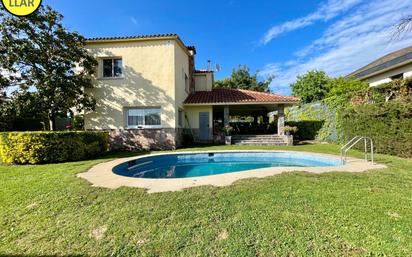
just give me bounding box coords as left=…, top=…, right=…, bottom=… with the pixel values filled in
left=0, top=144, right=411, bottom=256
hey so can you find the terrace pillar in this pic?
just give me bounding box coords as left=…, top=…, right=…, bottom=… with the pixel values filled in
left=277, top=104, right=285, bottom=136
left=223, top=105, right=230, bottom=126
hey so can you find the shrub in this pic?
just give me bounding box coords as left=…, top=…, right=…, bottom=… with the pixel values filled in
left=286, top=121, right=324, bottom=140
left=0, top=131, right=109, bottom=164
left=341, top=102, right=412, bottom=158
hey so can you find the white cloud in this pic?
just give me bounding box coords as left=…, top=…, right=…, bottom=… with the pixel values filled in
left=261, top=0, right=362, bottom=45
left=260, top=0, right=412, bottom=94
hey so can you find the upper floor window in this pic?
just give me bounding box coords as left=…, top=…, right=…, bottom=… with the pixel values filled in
left=102, top=58, right=123, bottom=78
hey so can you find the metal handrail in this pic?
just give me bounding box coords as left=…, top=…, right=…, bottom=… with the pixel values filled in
left=340, top=136, right=374, bottom=165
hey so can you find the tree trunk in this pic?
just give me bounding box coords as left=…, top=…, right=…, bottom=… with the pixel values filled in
left=48, top=111, right=56, bottom=131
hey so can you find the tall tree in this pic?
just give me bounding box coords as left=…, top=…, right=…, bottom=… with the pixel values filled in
left=290, top=70, right=331, bottom=103
left=0, top=6, right=97, bottom=130
left=214, top=65, right=273, bottom=92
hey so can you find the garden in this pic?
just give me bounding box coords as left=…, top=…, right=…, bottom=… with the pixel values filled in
left=1, top=144, right=412, bottom=256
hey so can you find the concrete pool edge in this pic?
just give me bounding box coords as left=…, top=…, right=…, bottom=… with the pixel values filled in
left=77, top=150, right=387, bottom=193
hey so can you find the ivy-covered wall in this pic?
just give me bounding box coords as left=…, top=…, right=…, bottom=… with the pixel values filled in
left=285, top=102, right=338, bottom=142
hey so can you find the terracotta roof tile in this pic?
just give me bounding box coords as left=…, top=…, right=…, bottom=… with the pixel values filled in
left=184, top=88, right=299, bottom=104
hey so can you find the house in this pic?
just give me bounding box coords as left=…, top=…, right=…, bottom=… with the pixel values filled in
left=84, top=34, right=298, bottom=149
left=348, top=45, right=412, bottom=86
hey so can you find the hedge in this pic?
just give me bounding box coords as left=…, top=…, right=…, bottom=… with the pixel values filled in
left=285, top=121, right=325, bottom=141
left=0, top=131, right=109, bottom=164
left=341, top=102, right=412, bottom=158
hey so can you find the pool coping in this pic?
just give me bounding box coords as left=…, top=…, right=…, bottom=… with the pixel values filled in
left=77, top=150, right=387, bottom=193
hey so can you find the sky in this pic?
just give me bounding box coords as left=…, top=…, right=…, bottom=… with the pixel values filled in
left=43, top=0, right=412, bottom=95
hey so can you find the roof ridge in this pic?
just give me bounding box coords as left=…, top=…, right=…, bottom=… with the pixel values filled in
left=219, top=88, right=292, bottom=97
left=185, top=88, right=299, bottom=104
left=86, top=33, right=179, bottom=41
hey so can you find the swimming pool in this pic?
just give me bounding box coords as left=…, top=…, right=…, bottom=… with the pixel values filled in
left=112, top=152, right=341, bottom=179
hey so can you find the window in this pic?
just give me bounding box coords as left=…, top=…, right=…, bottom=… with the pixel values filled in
left=126, top=108, right=161, bottom=128
left=184, top=73, right=189, bottom=92
left=102, top=58, right=123, bottom=78
left=178, top=109, right=184, bottom=127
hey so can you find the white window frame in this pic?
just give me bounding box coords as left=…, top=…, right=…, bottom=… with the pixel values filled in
left=125, top=107, right=162, bottom=129
left=101, top=57, right=123, bottom=79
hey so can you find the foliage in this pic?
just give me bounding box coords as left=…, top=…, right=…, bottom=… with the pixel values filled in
left=351, top=77, right=412, bottom=105
left=341, top=101, right=412, bottom=158
left=290, top=70, right=331, bottom=103
left=1, top=144, right=412, bottom=256
left=0, top=131, right=109, bottom=164
left=221, top=125, right=234, bottom=136
left=288, top=75, right=369, bottom=143
left=72, top=115, right=85, bottom=130
left=286, top=102, right=338, bottom=142
left=283, top=125, right=298, bottom=133
left=285, top=121, right=324, bottom=140
left=324, top=77, right=369, bottom=108
left=214, top=65, right=273, bottom=92
left=0, top=6, right=97, bottom=130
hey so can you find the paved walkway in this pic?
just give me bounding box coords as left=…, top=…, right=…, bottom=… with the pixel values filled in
left=77, top=150, right=386, bottom=193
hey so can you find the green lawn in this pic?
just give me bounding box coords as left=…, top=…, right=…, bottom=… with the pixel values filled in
left=1, top=144, right=411, bottom=256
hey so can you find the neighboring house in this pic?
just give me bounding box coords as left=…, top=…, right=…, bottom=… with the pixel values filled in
left=348, top=45, right=412, bottom=86
left=84, top=34, right=298, bottom=149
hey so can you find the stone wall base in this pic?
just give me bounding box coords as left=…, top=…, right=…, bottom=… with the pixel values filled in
left=284, top=135, right=294, bottom=146
left=109, top=129, right=179, bottom=150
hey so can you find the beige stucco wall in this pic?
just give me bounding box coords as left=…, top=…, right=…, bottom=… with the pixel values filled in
left=366, top=62, right=412, bottom=87
left=174, top=43, right=190, bottom=128
left=84, top=40, right=179, bottom=130
left=194, top=72, right=213, bottom=91
left=183, top=105, right=213, bottom=129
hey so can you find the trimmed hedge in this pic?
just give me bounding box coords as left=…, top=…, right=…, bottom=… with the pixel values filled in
left=0, top=131, right=109, bottom=164
left=341, top=102, right=412, bottom=158
left=286, top=121, right=324, bottom=141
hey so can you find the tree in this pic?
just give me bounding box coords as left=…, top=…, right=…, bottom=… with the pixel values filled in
left=324, top=77, right=368, bottom=108
left=290, top=70, right=331, bottom=103
left=393, top=15, right=412, bottom=40
left=0, top=6, right=97, bottom=130
left=214, top=65, right=273, bottom=92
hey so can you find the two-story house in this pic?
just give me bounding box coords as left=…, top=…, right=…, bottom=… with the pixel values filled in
left=84, top=34, right=298, bottom=149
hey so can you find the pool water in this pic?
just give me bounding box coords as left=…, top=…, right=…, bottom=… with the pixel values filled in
left=112, top=152, right=341, bottom=179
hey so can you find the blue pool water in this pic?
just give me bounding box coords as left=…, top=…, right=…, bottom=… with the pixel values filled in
left=112, top=152, right=341, bottom=179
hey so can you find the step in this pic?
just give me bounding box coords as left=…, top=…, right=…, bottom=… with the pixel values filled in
left=232, top=136, right=284, bottom=140
left=232, top=140, right=287, bottom=144
left=233, top=142, right=287, bottom=145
